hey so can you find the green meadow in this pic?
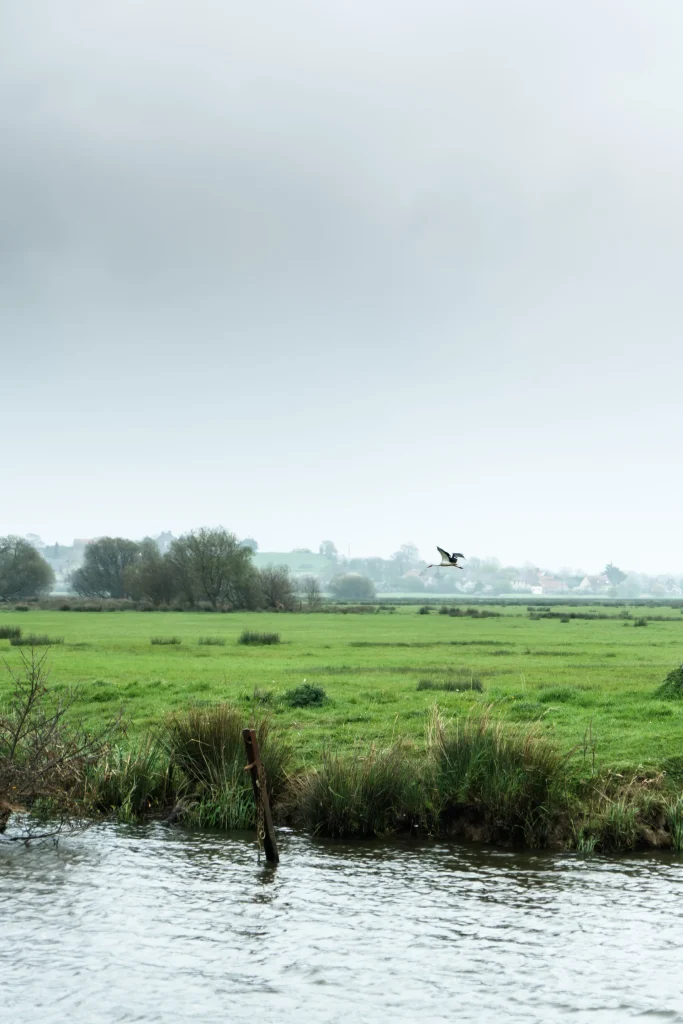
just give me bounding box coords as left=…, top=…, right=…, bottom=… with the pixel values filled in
left=1, top=603, right=682, bottom=777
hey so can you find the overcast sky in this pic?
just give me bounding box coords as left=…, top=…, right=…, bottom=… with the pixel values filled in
left=2, top=1, right=682, bottom=572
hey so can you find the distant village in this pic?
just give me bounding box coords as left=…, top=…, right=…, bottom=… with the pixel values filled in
left=29, top=534, right=683, bottom=599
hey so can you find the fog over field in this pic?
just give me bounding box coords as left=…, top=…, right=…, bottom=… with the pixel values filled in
left=2, top=2, right=682, bottom=572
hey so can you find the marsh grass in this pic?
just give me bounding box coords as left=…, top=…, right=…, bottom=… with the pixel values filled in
left=9, top=634, right=63, bottom=647
left=667, top=796, right=683, bottom=851
left=150, top=636, right=182, bottom=645
left=427, top=707, right=576, bottom=845
left=165, top=703, right=291, bottom=808
left=291, top=742, right=424, bottom=837
left=238, top=630, right=281, bottom=645
left=0, top=626, right=21, bottom=640
left=197, top=636, right=226, bottom=646
left=85, top=735, right=171, bottom=822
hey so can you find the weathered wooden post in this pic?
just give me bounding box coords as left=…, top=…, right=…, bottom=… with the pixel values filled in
left=242, top=727, right=279, bottom=864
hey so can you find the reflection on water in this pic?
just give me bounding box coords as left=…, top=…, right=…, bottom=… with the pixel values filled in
left=2, top=824, right=683, bottom=1023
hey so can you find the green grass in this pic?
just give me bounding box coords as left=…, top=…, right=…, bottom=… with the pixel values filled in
left=1, top=604, right=683, bottom=776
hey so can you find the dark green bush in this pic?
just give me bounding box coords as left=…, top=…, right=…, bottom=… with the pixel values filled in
left=656, top=664, right=683, bottom=700
left=418, top=606, right=431, bottom=615
left=634, top=617, right=648, bottom=627
left=283, top=682, right=328, bottom=707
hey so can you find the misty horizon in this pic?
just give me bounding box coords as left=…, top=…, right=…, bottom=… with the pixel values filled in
left=3, top=3, right=683, bottom=574
left=14, top=529, right=683, bottom=585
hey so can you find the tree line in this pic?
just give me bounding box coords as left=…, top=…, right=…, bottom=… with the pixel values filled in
left=0, top=530, right=317, bottom=610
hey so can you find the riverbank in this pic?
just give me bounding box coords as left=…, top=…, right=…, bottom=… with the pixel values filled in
left=2, top=605, right=683, bottom=851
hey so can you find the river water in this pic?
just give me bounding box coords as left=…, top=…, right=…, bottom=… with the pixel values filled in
left=2, top=823, right=682, bottom=1023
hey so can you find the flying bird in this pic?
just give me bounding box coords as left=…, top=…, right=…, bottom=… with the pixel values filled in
left=425, top=547, right=465, bottom=570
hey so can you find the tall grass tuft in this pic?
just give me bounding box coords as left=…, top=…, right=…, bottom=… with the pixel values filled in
left=85, top=736, right=172, bottom=822
left=0, top=626, right=21, bottom=640
left=238, top=630, right=281, bottom=645
left=197, top=636, right=226, bottom=646
left=9, top=634, right=63, bottom=647
left=667, top=795, right=683, bottom=852
left=292, top=743, right=423, bottom=837
left=164, top=703, right=291, bottom=828
left=151, top=636, right=182, bottom=645
left=590, top=799, right=640, bottom=853
left=417, top=677, right=483, bottom=693
left=428, top=707, right=574, bottom=845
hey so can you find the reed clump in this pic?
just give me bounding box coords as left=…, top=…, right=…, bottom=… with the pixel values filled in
left=85, top=736, right=172, bottom=822
left=427, top=707, right=575, bottom=846
left=0, top=626, right=21, bottom=640
left=291, top=742, right=425, bottom=837
left=197, top=636, right=226, bottom=646
left=163, top=703, right=291, bottom=829
left=10, top=634, right=63, bottom=647
left=417, top=677, right=483, bottom=693
left=150, top=636, right=182, bottom=645
left=238, top=630, right=281, bottom=645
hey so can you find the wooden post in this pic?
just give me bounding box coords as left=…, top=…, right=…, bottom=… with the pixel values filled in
left=242, top=728, right=279, bottom=864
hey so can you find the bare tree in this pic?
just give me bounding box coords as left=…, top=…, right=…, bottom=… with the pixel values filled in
left=301, top=575, right=322, bottom=609
left=259, top=565, right=296, bottom=610
left=0, top=648, right=121, bottom=842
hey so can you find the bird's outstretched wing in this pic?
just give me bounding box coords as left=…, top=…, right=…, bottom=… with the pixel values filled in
left=436, top=546, right=451, bottom=562
left=452, top=553, right=465, bottom=559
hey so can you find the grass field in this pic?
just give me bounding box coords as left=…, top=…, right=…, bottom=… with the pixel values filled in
left=1, top=603, right=682, bottom=778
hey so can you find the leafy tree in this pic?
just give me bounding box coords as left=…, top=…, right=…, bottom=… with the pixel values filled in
left=604, top=563, right=628, bottom=587
left=70, top=537, right=141, bottom=598
left=329, top=573, right=376, bottom=601
left=240, top=537, right=259, bottom=552
left=0, top=536, right=54, bottom=601
left=169, top=528, right=257, bottom=609
left=258, top=565, right=296, bottom=610
left=126, top=539, right=177, bottom=606
left=319, top=540, right=338, bottom=560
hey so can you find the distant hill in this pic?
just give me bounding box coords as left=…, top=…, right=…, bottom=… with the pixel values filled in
left=252, top=551, right=333, bottom=575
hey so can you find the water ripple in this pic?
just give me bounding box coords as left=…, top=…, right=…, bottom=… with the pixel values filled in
left=1, top=825, right=683, bottom=1023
